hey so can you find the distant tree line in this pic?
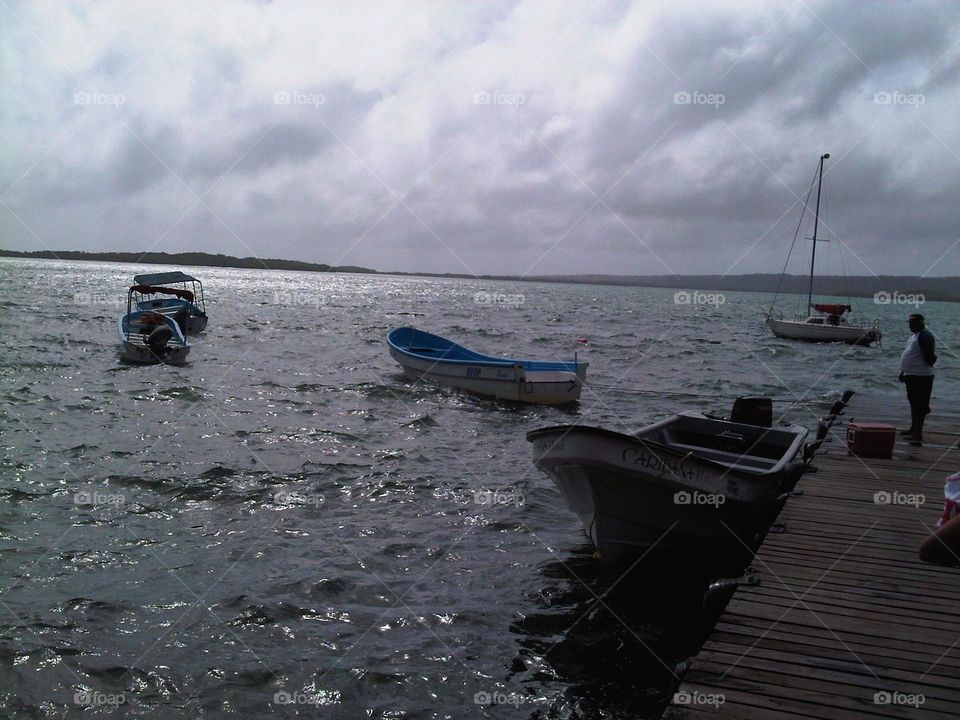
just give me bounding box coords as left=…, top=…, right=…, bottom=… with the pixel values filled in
left=1, top=249, right=956, bottom=301
left=0, top=249, right=375, bottom=274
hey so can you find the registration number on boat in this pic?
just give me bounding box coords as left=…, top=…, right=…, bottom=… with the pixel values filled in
left=621, top=447, right=706, bottom=483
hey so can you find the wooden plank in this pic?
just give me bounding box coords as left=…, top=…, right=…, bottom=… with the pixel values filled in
left=741, top=585, right=960, bottom=626
left=662, top=392, right=960, bottom=720
left=738, top=569, right=960, bottom=611
left=706, top=626, right=960, bottom=674
left=712, top=597, right=960, bottom=648
left=676, top=678, right=940, bottom=719
left=664, top=698, right=818, bottom=720
left=709, top=615, right=960, bottom=662
left=693, top=647, right=960, bottom=695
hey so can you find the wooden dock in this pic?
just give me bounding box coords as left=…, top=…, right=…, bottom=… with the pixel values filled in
left=663, top=393, right=960, bottom=720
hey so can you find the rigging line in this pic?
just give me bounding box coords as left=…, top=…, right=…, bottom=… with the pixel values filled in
left=768, top=164, right=820, bottom=315
left=840, top=236, right=853, bottom=305
left=833, top=199, right=855, bottom=307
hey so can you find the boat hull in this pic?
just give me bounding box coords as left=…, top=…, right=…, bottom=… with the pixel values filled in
left=528, top=424, right=806, bottom=553
left=120, top=341, right=191, bottom=364
left=117, top=313, right=191, bottom=365
left=390, top=347, right=583, bottom=404
left=387, top=327, right=587, bottom=405
left=766, top=317, right=879, bottom=345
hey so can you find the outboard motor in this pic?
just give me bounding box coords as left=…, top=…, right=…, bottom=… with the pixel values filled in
left=731, top=397, right=772, bottom=427
left=147, top=324, right=173, bottom=357
left=173, top=308, right=189, bottom=334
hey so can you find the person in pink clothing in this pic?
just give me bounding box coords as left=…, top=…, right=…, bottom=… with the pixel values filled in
left=919, top=472, right=960, bottom=566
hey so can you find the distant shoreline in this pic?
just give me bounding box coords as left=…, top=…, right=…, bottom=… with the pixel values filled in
left=2, top=249, right=957, bottom=302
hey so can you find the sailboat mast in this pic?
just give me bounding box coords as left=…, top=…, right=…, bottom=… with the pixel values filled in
left=807, top=152, right=829, bottom=312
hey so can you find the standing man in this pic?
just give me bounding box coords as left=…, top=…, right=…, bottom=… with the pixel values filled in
left=899, top=313, right=936, bottom=443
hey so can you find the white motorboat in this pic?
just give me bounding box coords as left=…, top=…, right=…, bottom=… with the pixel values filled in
left=118, top=287, right=191, bottom=364
left=527, top=412, right=809, bottom=554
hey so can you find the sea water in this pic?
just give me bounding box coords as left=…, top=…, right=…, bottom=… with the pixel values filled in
left=1, top=258, right=956, bottom=718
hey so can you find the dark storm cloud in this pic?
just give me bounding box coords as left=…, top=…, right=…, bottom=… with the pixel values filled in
left=2, top=0, right=959, bottom=275
left=187, top=121, right=331, bottom=178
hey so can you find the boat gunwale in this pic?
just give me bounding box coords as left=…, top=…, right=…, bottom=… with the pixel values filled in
left=527, top=416, right=808, bottom=478
left=387, top=327, right=587, bottom=374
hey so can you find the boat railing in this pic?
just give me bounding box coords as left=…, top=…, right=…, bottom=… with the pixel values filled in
left=842, top=316, right=882, bottom=331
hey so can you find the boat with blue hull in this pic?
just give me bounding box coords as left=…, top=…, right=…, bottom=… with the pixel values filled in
left=133, top=271, right=208, bottom=334
left=387, top=327, right=587, bottom=405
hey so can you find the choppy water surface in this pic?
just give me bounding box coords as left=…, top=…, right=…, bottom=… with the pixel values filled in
left=1, top=258, right=957, bottom=719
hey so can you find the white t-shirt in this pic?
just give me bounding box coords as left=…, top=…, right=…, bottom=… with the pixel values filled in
left=900, top=332, right=935, bottom=376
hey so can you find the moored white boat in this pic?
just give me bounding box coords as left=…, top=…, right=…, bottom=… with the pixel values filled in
left=387, top=327, right=587, bottom=405
left=133, top=271, right=208, bottom=334
left=527, top=412, right=809, bottom=554
left=766, top=153, right=880, bottom=347
left=766, top=305, right=881, bottom=346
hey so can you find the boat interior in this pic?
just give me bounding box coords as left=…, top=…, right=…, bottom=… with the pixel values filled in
left=390, top=327, right=584, bottom=374
left=636, top=414, right=804, bottom=472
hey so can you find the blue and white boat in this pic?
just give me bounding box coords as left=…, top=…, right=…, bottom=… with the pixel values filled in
left=118, top=286, right=191, bottom=364
left=133, top=271, right=208, bottom=334
left=387, top=327, right=588, bottom=405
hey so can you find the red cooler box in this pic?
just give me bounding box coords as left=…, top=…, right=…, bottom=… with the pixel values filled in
left=847, top=422, right=896, bottom=458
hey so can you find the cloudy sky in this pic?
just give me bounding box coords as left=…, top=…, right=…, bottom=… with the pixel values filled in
left=2, top=0, right=959, bottom=277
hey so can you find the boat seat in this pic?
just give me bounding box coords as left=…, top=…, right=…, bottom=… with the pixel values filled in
left=668, top=441, right=775, bottom=468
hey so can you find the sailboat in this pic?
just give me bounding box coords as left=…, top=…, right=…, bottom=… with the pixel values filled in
left=765, top=153, right=881, bottom=346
